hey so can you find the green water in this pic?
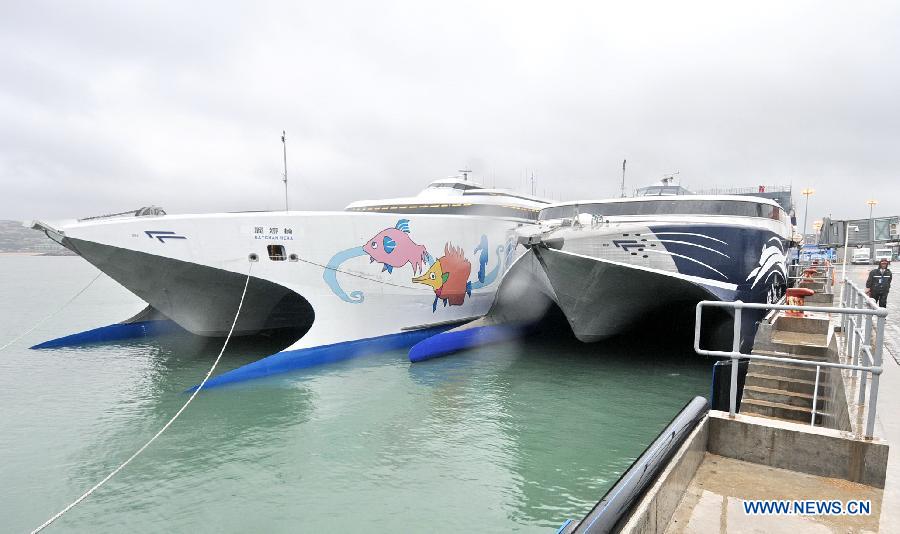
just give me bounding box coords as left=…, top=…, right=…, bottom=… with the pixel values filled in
left=0, top=256, right=710, bottom=532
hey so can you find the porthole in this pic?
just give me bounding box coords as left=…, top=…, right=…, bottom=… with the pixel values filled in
left=248, top=253, right=259, bottom=262
left=289, top=253, right=299, bottom=262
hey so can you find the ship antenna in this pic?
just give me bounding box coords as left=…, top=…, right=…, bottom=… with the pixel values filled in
left=459, top=168, right=472, bottom=181
left=621, top=159, right=627, bottom=198
left=282, top=130, right=289, bottom=211
left=531, top=171, right=535, bottom=195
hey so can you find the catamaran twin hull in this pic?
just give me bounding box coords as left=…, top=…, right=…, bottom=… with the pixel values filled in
left=493, top=220, right=790, bottom=346
left=33, top=212, right=523, bottom=355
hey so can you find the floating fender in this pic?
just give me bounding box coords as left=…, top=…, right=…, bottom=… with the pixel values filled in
left=408, top=323, right=531, bottom=363
left=562, top=396, right=709, bottom=533
left=193, top=323, right=460, bottom=390
left=30, top=319, right=183, bottom=349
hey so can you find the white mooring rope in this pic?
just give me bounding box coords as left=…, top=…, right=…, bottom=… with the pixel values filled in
left=0, top=272, right=103, bottom=353
left=31, top=262, right=253, bottom=533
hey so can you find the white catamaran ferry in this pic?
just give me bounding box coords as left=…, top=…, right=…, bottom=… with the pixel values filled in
left=488, top=180, right=794, bottom=349
left=32, top=176, right=550, bottom=385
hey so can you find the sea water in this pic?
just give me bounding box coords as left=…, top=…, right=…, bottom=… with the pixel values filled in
left=0, top=256, right=709, bottom=532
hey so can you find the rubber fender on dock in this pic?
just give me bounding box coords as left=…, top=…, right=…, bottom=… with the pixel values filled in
left=562, top=396, right=709, bottom=533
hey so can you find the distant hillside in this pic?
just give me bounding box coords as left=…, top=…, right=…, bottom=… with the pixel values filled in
left=0, top=220, right=74, bottom=255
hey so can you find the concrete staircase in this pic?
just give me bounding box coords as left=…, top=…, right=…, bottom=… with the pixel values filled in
left=740, top=293, right=834, bottom=425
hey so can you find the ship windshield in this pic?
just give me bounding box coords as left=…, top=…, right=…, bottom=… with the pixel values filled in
left=428, top=182, right=484, bottom=190
left=539, top=199, right=785, bottom=221
left=634, top=185, right=693, bottom=196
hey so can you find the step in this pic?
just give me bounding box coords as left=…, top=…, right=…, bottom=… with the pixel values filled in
left=753, top=349, right=830, bottom=363
left=805, top=293, right=835, bottom=305
left=747, top=361, right=819, bottom=381
left=773, top=314, right=830, bottom=336
left=742, top=385, right=825, bottom=409
left=762, top=336, right=830, bottom=356
left=740, top=398, right=823, bottom=425
left=744, top=373, right=831, bottom=395
left=797, top=281, right=826, bottom=292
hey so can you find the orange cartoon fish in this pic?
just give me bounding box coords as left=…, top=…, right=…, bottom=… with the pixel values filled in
left=412, top=243, right=472, bottom=312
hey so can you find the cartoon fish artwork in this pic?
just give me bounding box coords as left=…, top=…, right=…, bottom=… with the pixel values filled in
left=474, top=235, right=489, bottom=283
left=363, top=219, right=430, bottom=274
left=412, top=243, right=472, bottom=312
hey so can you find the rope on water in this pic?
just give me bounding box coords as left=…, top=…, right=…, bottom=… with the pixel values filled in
left=0, top=272, right=103, bottom=353
left=30, top=262, right=254, bottom=533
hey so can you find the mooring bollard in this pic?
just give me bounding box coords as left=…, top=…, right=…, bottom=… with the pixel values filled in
left=785, top=287, right=815, bottom=317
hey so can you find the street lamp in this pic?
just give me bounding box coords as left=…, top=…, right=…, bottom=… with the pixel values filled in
left=839, top=224, right=860, bottom=304
left=801, top=188, right=815, bottom=243
left=867, top=199, right=878, bottom=258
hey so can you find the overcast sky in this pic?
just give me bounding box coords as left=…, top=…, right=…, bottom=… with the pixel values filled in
left=2, top=1, right=899, bottom=226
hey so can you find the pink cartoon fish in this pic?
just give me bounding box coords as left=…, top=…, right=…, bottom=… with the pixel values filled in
left=363, top=219, right=429, bottom=274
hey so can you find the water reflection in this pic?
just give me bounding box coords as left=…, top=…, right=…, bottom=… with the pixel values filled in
left=54, top=332, right=318, bottom=532
left=494, top=333, right=709, bottom=527
left=406, top=321, right=710, bottom=528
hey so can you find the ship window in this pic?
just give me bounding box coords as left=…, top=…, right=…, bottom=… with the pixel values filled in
left=539, top=200, right=782, bottom=220
left=268, top=245, right=286, bottom=261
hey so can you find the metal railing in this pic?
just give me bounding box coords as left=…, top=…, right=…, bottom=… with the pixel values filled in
left=787, top=261, right=835, bottom=295
left=693, top=279, right=887, bottom=438
left=694, top=184, right=792, bottom=195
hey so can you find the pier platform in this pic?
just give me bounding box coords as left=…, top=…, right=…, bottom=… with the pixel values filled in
left=667, top=452, right=881, bottom=533
left=563, top=263, right=897, bottom=533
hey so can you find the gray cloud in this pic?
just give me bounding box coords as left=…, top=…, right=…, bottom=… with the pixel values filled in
left=2, top=0, right=899, bottom=224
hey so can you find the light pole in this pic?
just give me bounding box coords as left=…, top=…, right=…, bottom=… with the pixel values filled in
left=867, top=199, right=878, bottom=259
left=801, top=188, right=815, bottom=243
left=839, top=224, right=860, bottom=304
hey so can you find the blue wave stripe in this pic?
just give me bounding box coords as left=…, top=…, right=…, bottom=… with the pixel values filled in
left=196, top=324, right=463, bottom=389
left=30, top=320, right=183, bottom=349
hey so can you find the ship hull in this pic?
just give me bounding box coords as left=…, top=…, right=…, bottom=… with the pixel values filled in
left=497, top=219, right=790, bottom=347
left=37, top=211, right=522, bottom=353
left=532, top=247, right=724, bottom=342
left=63, top=237, right=315, bottom=337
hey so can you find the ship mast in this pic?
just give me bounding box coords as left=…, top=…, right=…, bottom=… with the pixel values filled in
left=282, top=130, right=289, bottom=211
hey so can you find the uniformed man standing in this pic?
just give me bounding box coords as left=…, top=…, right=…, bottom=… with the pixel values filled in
left=865, top=259, right=892, bottom=307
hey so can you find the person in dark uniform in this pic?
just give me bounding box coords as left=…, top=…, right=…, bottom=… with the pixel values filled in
left=865, top=259, right=892, bottom=307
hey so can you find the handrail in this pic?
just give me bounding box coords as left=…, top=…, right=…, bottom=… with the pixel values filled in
left=696, top=347, right=880, bottom=374
left=694, top=278, right=887, bottom=438
left=787, top=262, right=836, bottom=295
left=695, top=300, right=886, bottom=316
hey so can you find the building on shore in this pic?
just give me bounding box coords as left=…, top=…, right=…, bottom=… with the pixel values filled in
left=817, top=216, right=900, bottom=260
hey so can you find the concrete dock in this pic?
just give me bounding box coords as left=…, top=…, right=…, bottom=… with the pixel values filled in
left=658, top=264, right=897, bottom=533
left=567, top=263, right=897, bottom=533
